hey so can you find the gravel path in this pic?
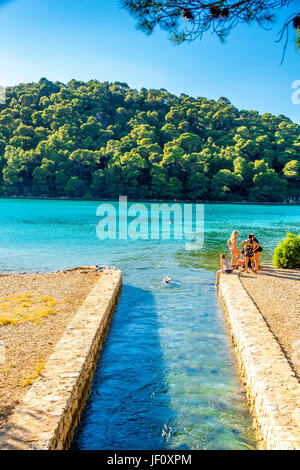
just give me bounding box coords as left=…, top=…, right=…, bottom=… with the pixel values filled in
left=239, top=267, right=300, bottom=379
left=0, top=268, right=101, bottom=428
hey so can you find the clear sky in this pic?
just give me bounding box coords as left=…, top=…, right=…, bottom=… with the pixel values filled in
left=0, top=0, right=299, bottom=123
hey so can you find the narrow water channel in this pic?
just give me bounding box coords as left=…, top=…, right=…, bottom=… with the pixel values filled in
left=72, top=269, right=255, bottom=450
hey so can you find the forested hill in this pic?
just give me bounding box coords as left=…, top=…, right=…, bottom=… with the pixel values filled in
left=0, top=78, right=299, bottom=202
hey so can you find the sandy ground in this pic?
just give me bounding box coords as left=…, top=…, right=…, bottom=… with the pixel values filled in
left=0, top=267, right=102, bottom=428
left=239, top=267, right=300, bottom=379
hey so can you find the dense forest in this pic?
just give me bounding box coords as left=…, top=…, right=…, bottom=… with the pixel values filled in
left=0, top=78, right=299, bottom=202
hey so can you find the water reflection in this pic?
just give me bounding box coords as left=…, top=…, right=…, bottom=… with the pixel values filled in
left=72, top=285, right=175, bottom=450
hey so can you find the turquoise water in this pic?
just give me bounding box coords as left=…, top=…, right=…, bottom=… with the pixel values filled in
left=1, top=199, right=299, bottom=450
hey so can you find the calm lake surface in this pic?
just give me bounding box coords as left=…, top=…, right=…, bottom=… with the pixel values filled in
left=1, top=199, right=299, bottom=450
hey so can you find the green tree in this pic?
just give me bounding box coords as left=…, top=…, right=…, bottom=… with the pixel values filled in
left=250, top=169, right=287, bottom=201
left=65, top=176, right=87, bottom=197
left=283, top=160, right=300, bottom=178
left=210, top=169, right=243, bottom=200
left=2, top=146, right=34, bottom=194
left=32, top=159, right=55, bottom=195
left=122, top=1, right=299, bottom=56
left=186, top=171, right=209, bottom=200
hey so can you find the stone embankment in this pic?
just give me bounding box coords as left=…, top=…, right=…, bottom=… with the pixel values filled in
left=0, top=268, right=122, bottom=450
left=219, top=272, right=300, bottom=450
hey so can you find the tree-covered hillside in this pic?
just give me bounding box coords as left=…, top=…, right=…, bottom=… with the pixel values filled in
left=0, top=78, right=299, bottom=201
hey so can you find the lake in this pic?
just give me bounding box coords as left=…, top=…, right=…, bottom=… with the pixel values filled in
left=1, top=199, right=299, bottom=450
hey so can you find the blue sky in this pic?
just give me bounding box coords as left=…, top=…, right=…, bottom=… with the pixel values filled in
left=0, top=0, right=299, bottom=123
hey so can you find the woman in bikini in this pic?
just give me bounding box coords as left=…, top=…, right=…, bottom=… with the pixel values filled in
left=249, top=233, right=263, bottom=271
left=240, top=234, right=259, bottom=273
left=215, top=254, right=233, bottom=287
left=227, top=230, right=240, bottom=268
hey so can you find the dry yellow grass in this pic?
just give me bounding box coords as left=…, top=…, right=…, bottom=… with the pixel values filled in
left=0, top=294, right=58, bottom=326
left=21, top=361, right=45, bottom=387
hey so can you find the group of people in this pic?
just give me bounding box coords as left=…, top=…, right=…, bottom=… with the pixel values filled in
left=216, top=231, right=263, bottom=287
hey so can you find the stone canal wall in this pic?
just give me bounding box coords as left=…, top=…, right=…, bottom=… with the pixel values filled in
left=0, top=268, right=122, bottom=450
left=219, top=272, right=300, bottom=450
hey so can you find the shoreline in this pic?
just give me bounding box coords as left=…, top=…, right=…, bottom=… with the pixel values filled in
left=0, top=195, right=299, bottom=205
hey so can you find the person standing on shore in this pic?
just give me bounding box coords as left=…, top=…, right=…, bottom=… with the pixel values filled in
left=250, top=233, right=263, bottom=271
left=240, top=235, right=259, bottom=273
left=227, top=230, right=240, bottom=268
left=216, top=254, right=233, bottom=287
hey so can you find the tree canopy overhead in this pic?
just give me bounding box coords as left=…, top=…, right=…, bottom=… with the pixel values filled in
left=0, top=78, right=299, bottom=202
left=122, top=1, right=300, bottom=55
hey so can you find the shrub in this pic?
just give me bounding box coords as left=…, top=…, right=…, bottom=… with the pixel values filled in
left=273, top=232, right=300, bottom=269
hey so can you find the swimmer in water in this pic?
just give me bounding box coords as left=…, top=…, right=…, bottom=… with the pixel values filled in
left=157, top=275, right=181, bottom=286
left=157, top=274, right=171, bottom=285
